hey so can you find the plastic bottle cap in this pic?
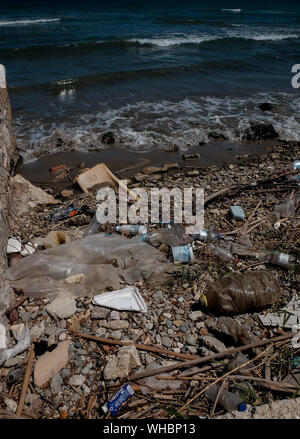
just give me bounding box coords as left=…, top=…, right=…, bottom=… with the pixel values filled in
left=238, top=402, right=247, bottom=412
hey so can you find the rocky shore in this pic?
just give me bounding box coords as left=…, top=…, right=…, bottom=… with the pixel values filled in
left=0, top=137, right=299, bottom=419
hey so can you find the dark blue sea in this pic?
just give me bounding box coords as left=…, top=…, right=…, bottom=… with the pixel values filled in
left=1, top=0, right=300, bottom=161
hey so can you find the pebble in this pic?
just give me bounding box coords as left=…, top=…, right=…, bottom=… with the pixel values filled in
left=161, top=336, right=172, bottom=348
left=61, top=368, right=70, bottom=379
left=59, top=332, right=67, bottom=341
left=186, top=334, right=197, bottom=346
left=19, top=311, right=32, bottom=322
left=179, top=323, right=189, bottom=333
left=152, top=290, right=164, bottom=302
left=96, top=327, right=107, bottom=337
left=81, top=363, right=93, bottom=375
left=110, top=310, right=120, bottom=320
left=4, top=356, right=24, bottom=368
left=104, top=320, right=129, bottom=330
left=166, top=321, right=172, bottom=329
left=5, top=398, right=17, bottom=413
left=110, top=330, right=122, bottom=339
left=45, top=326, right=59, bottom=337
left=202, top=336, right=227, bottom=353
left=50, top=373, right=63, bottom=395
left=187, top=346, right=198, bottom=354
left=69, top=375, right=85, bottom=386
left=46, top=296, right=77, bottom=319
left=75, top=358, right=83, bottom=367
left=91, top=307, right=110, bottom=319
left=190, top=311, right=203, bottom=321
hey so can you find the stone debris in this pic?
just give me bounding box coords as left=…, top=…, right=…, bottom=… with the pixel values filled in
left=34, top=340, right=70, bottom=387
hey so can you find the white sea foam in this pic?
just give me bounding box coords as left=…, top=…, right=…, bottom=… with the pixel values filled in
left=0, top=18, right=60, bottom=26
left=15, top=92, right=300, bottom=162
left=245, top=33, right=298, bottom=41
left=221, top=9, right=242, bottom=13
left=128, top=35, right=218, bottom=47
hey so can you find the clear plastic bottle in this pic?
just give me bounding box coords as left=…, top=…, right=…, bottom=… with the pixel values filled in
left=274, top=199, right=295, bottom=219
left=205, top=384, right=246, bottom=412
left=209, top=243, right=234, bottom=262
left=142, top=224, right=192, bottom=247
left=83, top=213, right=100, bottom=237
left=193, top=229, right=222, bottom=241
left=115, top=225, right=147, bottom=236
left=271, top=251, right=298, bottom=268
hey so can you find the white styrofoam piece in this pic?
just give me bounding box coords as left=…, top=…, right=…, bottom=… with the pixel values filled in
left=93, top=286, right=147, bottom=313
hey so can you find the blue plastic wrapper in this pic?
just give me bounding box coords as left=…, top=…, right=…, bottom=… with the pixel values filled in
left=172, top=244, right=194, bottom=263
left=103, top=383, right=134, bottom=416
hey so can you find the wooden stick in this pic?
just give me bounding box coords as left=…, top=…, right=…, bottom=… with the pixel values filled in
left=128, top=332, right=298, bottom=381
left=16, top=344, right=35, bottom=416
left=75, top=332, right=198, bottom=360
left=228, top=375, right=296, bottom=393
left=241, top=200, right=262, bottom=234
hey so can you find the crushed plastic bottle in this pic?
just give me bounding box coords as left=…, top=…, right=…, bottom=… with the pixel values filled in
left=290, top=160, right=300, bottom=171
left=205, top=384, right=246, bottom=412
left=115, top=225, right=147, bottom=236
left=199, top=270, right=281, bottom=314
left=209, top=244, right=234, bottom=262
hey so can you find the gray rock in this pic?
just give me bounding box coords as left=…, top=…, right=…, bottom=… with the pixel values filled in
left=110, top=330, right=122, bottom=340
left=91, top=307, right=110, bottom=319
left=187, top=346, right=198, bottom=354
left=202, top=336, right=227, bottom=353
left=96, top=327, right=107, bottom=337
left=61, top=368, right=70, bottom=379
left=179, top=323, right=189, bottom=333
left=81, top=363, right=93, bottom=375
left=166, top=321, right=172, bottom=329
left=190, top=311, right=203, bottom=321
left=110, top=311, right=120, bottom=320
left=19, top=311, right=32, bottom=322
left=161, top=336, right=172, bottom=348
left=45, top=326, right=59, bottom=337
left=5, top=398, right=17, bottom=413
left=186, top=334, right=197, bottom=346
left=75, top=358, right=83, bottom=367
left=50, top=373, right=63, bottom=395
left=4, top=356, right=24, bottom=368
left=153, top=290, right=164, bottom=302
left=69, top=375, right=85, bottom=386
left=104, top=320, right=129, bottom=330
left=46, top=296, right=77, bottom=319
left=0, top=383, right=3, bottom=393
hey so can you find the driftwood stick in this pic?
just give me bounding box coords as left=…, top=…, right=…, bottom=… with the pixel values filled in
left=128, top=332, right=298, bottom=381
left=75, top=332, right=198, bottom=360
left=16, top=344, right=35, bottom=416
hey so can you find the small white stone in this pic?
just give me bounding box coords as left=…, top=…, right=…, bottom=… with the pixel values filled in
left=69, top=375, right=85, bottom=386
left=59, top=332, right=67, bottom=341
left=5, top=398, right=17, bottom=413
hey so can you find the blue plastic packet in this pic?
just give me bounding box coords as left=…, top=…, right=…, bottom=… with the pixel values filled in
left=102, top=383, right=134, bottom=416
left=172, top=244, right=194, bottom=263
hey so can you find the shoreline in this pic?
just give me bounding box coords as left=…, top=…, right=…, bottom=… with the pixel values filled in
left=20, top=139, right=278, bottom=189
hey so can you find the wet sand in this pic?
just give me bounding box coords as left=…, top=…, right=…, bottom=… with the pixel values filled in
left=20, top=140, right=276, bottom=188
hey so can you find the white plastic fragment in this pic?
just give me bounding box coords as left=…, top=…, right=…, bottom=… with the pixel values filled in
left=93, top=286, right=147, bottom=313
left=0, top=324, right=30, bottom=366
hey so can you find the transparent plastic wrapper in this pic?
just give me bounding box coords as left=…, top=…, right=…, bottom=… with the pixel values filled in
left=6, top=234, right=177, bottom=300
left=93, top=286, right=147, bottom=313
left=199, top=270, right=281, bottom=314
left=205, top=384, right=246, bottom=412
left=83, top=213, right=101, bottom=237
left=0, top=325, right=30, bottom=366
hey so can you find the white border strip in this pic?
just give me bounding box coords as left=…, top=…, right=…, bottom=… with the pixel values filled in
left=0, top=64, right=7, bottom=89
